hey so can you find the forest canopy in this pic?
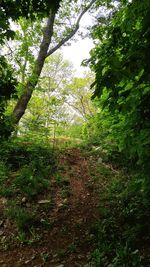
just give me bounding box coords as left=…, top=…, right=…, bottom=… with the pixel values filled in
left=0, top=0, right=61, bottom=41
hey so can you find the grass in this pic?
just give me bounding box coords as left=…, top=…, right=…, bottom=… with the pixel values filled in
left=85, top=153, right=150, bottom=267
left=56, top=248, right=66, bottom=259
left=73, top=144, right=150, bottom=267
left=40, top=252, right=49, bottom=263
left=54, top=172, right=70, bottom=186
left=14, top=165, right=50, bottom=197
left=6, top=204, right=35, bottom=232
left=0, top=138, right=57, bottom=241
left=0, top=160, right=13, bottom=197
left=0, top=138, right=56, bottom=196
left=0, top=138, right=149, bottom=266
left=67, top=242, right=77, bottom=253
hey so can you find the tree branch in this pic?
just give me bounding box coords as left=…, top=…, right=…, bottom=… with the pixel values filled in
left=65, top=100, right=88, bottom=120
left=46, top=0, right=96, bottom=57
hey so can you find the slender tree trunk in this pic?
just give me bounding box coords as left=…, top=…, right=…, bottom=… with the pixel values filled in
left=13, top=9, right=56, bottom=124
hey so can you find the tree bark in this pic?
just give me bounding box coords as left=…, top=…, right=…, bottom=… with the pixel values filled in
left=13, top=9, right=56, bottom=124
left=12, top=0, right=96, bottom=124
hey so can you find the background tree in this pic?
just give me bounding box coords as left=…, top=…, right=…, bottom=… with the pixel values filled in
left=0, top=0, right=62, bottom=139
left=18, top=55, right=95, bottom=141
left=63, top=73, right=95, bottom=120
left=19, top=53, right=74, bottom=139
left=0, top=0, right=97, bottom=138
left=40, top=53, right=74, bottom=94
left=11, top=0, right=96, bottom=124
left=4, top=18, right=43, bottom=85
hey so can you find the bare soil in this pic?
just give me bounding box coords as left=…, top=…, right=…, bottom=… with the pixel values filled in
left=0, top=148, right=100, bottom=267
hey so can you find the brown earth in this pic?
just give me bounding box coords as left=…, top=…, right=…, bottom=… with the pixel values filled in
left=0, top=148, right=100, bottom=267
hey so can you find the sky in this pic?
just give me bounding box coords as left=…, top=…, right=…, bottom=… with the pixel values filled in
left=61, top=14, right=94, bottom=76
left=61, top=38, right=94, bottom=76
left=61, top=1, right=120, bottom=75
left=7, top=7, right=95, bottom=76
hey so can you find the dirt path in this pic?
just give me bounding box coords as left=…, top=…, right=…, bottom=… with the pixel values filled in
left=0, top=148, right=100, bottom=267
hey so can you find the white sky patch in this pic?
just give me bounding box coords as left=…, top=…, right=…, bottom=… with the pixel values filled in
left=61, top=13, right=94, bottom=76
left=61, top=37, right=94, bottom=76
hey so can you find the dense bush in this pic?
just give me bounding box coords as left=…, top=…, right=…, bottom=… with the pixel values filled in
left=0, top=56, right=17, bottom=139
left=89, top=0, right=150, bottom=171
left=88, top=172, right=150, bottom=267
left=86, top=1, right=150, bottom=265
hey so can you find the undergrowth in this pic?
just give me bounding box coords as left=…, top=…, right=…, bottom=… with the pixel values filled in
left=86, top=149, right=150, bottom=267
left=0, top=138, right=56, bottom=238
left=0, top=138, right=56, bottom=197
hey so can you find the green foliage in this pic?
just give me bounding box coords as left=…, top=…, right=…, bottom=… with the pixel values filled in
left=0, top=138, right=57, bottom=245
left=0, top=56, right=17, bottom=139
left=15, top=165, right=49, bottom=197
left=0, top=160, right=7, bottom=180
left=0, top=56, right=17, bottom=99
left=0, top=1, right=62, bottom=138
left=0, top=161, right=12, bottom=196
left=63, top=74, right=95, bottom=120
left=63, top=123, right=83, bottom=139
left=56, top=248, right=66, bottom=259
left=55, top=172, right=69, bottom=186
left=89, top=245, right=143, bottom=267
left=90, top=0, right=150, bottom=171
left=0, top=0, right=61, bottom=43
left=0, top=139, right=56, bottom=197
left=88, top=166, right=150, bottom=266
left=40, top=252, right=49, bottom=263
left=18, top=53, right=74, bottom=138
left=12, top=18, right=43, bottom=85
left=88, top=11, right=150, bottom=263
left=0, top=164, right=13, bottom=197
left=0, top=139, right=55, bottom=168
left=67, top=242, right=77, bottom=253
left=6, top=204, right=35, bottom=232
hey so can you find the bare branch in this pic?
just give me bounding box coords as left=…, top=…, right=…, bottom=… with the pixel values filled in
left=46, top=0, right=96, bottom=58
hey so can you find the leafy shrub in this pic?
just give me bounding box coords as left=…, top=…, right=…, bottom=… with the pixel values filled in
left=0, top=140, right=56, bottom=170
left=15, top=165, right=49, bottom=197
left=0, top=160, right=13, bottom=196
left=0, top=160, right=7, bottom=180
left=88, top=172, right=150, bottom=267
left=0, top=139, right=56, bottom=197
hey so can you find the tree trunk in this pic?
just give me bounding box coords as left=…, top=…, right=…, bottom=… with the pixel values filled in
left=13, top=9, right=56, bottom=124
left=12, top=0, right=96, bottom=125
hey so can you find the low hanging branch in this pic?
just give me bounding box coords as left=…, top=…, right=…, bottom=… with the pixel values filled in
left=12, top=0, right=96, bottom=124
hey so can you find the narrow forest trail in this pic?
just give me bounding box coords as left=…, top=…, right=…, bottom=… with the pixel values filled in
left=0, top=148, right=100, bottom=267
